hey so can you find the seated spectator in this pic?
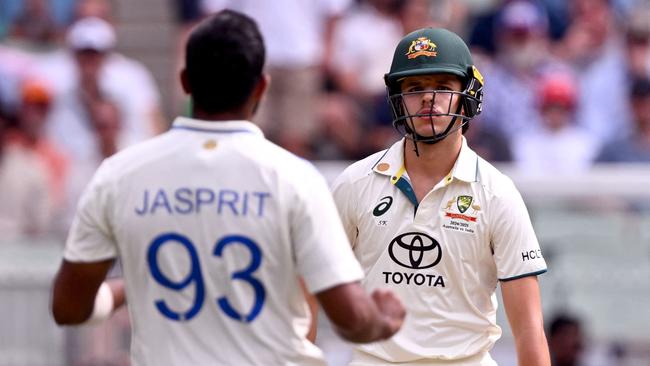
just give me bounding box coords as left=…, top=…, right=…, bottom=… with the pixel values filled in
left=6, top=79, right=68, bottom=213
left=623, top=4, right=650, bottom=81
left=464, top=115, right=513, bottom=163
left=320, top=0, right=403, bottom=159
left=479, top=0, right=570, bottom=140
left=562, top=0, right=634, bottom=147
left=6, top=0, right=59, bottom=51
left=32, top=16, right=162, bottom=225
left=596, top=77, right=650, bottom=162
left=0, top=94, right=52, bottom=241
left=547, top=313, right=585, bottom=366
left=35, top=16, right=162, bottom=164
left=203, top=0, right=353, bottom=158
left=511, top=72, right=598, bottom=175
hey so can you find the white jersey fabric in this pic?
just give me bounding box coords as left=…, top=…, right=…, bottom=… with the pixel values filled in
left=332, top=137, right=547, bottom=365
left=63, top=117, right=364, bottom=366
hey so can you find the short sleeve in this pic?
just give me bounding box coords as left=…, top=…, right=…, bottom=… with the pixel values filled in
left=489, top=179, right=547, bottom=281
left=290, top=165, right=363, bottom=294
left=63, top=161, right=118, bottom=262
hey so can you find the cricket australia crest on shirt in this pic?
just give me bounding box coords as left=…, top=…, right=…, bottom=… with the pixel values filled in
left=441, top=195, right=480, bottom=234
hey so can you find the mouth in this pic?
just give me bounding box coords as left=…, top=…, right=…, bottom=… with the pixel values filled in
left=416, top=106, right=443, bottom=117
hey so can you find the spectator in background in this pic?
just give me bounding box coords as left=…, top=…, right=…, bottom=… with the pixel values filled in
left=463, top=115, right=513, bottom=163
left=319, top=0, right=403, bottom=159
left=398, top=0, right=437, bottom=33
left=596, top=77, right=650, bottom=162
left=511, top=72, right=597, bottom=174
left=7, top=0, right=59, bottom=51
left=547, top=313, right=585, bottom=366
left=623, top=5, right=650, bottom=81
left=479, top=0, right=569, bottom=141
left=559, top=0, right=634, bottom=148
left=203, top=0, right=352, bottom=158
left=6, top=79, right=69, bottom=223
left=33, top=16, right=162, bottom=224
left=0, top=91, right=52, bottom=241
left=37, top=16, right=161, bottom=160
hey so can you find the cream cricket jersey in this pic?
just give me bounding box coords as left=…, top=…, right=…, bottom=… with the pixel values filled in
left=64, top=117, right=363, bottom=366
left=332, top=137, right=547, bottom=364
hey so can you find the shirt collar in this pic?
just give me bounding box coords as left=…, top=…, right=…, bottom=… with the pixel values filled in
left=171, top=116, right=264, bottom=136
left=372, top=139, right=407, bottom=183
left=372, top=136, right=480, bottom=184
left=452, top=136, right=480, bottom=183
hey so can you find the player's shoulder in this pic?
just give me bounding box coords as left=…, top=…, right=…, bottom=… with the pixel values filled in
left=247, top=138, right=330, bottom=188
left=332, top=148, right=390, bottom=189
left=95, top=132, right=174, bottom=181
left=476, top=156, right=520, bottom=198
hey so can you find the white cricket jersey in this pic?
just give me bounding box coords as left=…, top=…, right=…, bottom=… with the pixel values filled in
left=64, top=117, right=364, bottom=366
left=332, top=137, right=547, bottom=364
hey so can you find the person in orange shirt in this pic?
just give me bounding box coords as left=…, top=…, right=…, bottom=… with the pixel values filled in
left=8, top=79, right=69, bottom=212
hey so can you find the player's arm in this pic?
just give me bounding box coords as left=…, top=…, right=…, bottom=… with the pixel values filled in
left=316, top=282, right=404, bottom=343
left=51, top=259, right=125, bottom=325
left=300, top=277, right=318, bottom=342
left=501, top=276, right=550, bottom=366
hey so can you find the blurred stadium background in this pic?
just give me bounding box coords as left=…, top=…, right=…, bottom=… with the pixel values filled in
left=1, top=0, right=649, bottom=365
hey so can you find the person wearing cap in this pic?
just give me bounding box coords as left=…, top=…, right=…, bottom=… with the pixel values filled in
left=33, top=16, right=163, bottom=225
left=36, top=16, right=162, bottom=161
left=331, top=27, right=550, bottom=365
left=510, top=72, right=598, bottom=175
left=6, top=78, right=69, bottom=216
left=0, top=87, right=53, bottom=240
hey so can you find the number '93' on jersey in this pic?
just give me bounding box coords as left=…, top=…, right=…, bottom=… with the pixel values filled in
left=63, top=117, right=363, bottom=366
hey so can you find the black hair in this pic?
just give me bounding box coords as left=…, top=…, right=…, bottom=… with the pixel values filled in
left=630, top=77, right=650, bottom=99
left=185, top=10, right=265, bottom=114
left=548, top=313, right=581, bottom=337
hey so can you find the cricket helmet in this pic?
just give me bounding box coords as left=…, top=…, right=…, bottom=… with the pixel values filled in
left=384, top=28, right=484, bottom=145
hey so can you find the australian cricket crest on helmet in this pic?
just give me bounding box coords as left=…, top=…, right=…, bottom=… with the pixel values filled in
left=405, top=37, right=437, bottom=59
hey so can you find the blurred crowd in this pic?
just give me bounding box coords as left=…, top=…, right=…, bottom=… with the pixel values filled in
left=1, top=0, right=649, bottom=243
left=0, top=1, right=649, bottom=365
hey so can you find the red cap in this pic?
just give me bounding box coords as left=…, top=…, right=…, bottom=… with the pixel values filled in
left=21, top=79, right=52, bottom=105
left=539, top=73, right=577, bottom=109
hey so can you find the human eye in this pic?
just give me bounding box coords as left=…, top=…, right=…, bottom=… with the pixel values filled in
left=404, top=85, right=424, bottom=93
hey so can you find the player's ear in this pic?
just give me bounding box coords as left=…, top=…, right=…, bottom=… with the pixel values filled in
left=252, top=73, right=270, bottom=101
left=180, top=68, right=191, bottom=94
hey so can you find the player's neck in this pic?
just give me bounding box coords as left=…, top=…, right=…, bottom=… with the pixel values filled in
left=404, top=134, right=462, bottom=179
left=192, top=109, right=252, bottom=122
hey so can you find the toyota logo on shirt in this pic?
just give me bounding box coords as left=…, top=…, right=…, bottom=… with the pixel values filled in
left=388, top=232, right=442, bottom=269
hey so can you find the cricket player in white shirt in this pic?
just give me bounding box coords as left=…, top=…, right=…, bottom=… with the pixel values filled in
left=51, top=10, right=405, bottom=366
left=332, top=28, right=550, bottom=366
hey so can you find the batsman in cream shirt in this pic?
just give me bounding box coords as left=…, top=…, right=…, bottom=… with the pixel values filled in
left=332, top=137, right=547, bottom=365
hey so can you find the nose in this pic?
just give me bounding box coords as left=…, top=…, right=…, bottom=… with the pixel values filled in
left=421, top=91, right=434, bottom=105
